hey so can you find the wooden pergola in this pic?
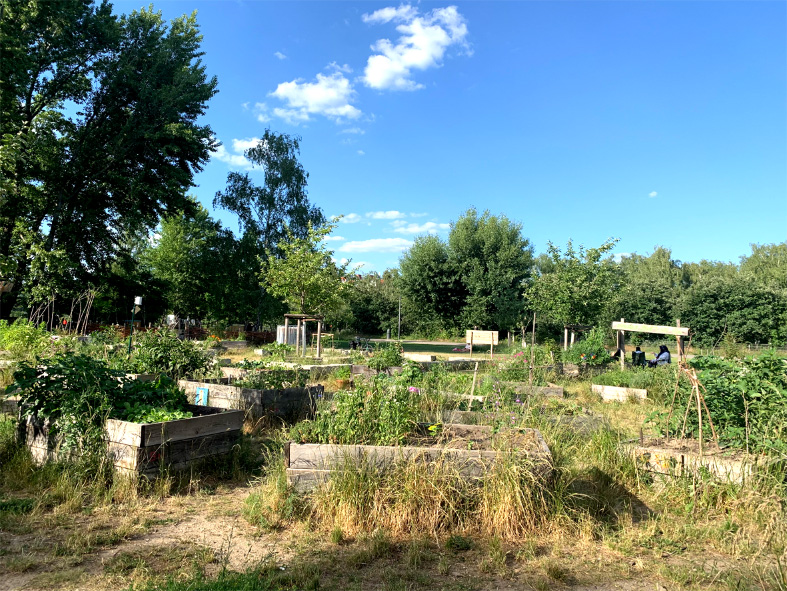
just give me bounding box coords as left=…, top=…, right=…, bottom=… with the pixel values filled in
left=283, top=314, right=324, bottom=358
left=611, top=318, right=689, bottom=370
left=563, top=324, right=593, bottom=350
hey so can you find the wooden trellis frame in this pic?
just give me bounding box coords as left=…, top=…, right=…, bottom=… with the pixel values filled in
left=611, top=318, right=689, bottom=370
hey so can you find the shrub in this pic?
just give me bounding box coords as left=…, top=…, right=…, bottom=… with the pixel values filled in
left=561, top=328, right=612, bottom=366
left=126, top=329, right=210, bottom=380
left=367, top=342, right=403, bottom=372
left=235, top=368, right=308, bottom=390
left=0, top=319, right=52, bottom=362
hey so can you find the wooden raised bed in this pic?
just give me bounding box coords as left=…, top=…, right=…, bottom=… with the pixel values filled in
left=500, top=382, right=564, bottom=398
left=179, top=380, right=321, bottom=421
left=286, top=424, right=552, bottom=492
left=21, top=405, right=244, bottom=477
left=630, top=438, right=760, bottom=484
left=591, top=384, right=647, bottom=402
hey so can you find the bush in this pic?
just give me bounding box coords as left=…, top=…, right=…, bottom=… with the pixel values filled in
left=235, top=368, right=308, bottom=390
left=367, top=342, right=403, bottom=372
left=0, top=319, right=52, bottom=362
left=561, top=328, right=612, bottom=366
left=126, top=329, right=210, bottom=380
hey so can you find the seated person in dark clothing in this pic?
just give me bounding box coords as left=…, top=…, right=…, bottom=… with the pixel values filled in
left=648, top=345, right=671, bottom=367
left=632, top=346, right=646, bottom=367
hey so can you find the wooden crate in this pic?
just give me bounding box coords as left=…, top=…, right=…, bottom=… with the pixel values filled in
left=22, top=405, right=243, bottom=477
left=285, top=425, right=552, bottom=492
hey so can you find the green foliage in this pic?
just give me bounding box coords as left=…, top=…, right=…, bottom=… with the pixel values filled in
left=118, top=404, right=192, bottom=423
left=235, top=368, right=308, bottom=390
left=367, top=342, right=403, bottom=372
left=646, top=351, right=787, bottom=452
left=527, top=238, right=619, bottom=327
left=0, top=320, right=52, bottom=362
left=561, top=328, right=612, bottom=366
left=290, top=377, right=418, bottom=445
left=261, top=220, right=350, bottom=317
left=258, top=342, right=295, bottom=360
left=1, top=2, right=218, bottom=314
left=399, top=208, right=534, bottom=335
left=126, top=329, right=210, bottom=380
left=6, top=355, right=191, bottom=453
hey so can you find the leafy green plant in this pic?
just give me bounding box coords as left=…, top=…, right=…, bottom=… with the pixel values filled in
left=561, top=328, right=612, bottom=366
left=0, top=319, right=52, bottom=362
left=290, top=376, right=417, bottom=445
left=367, top=342, right=403, bottom=372
left=258, top=342, right=294, bottom=360
left=125, top=329, right=210, bottom=380
left=235, top=368, right=308, bottom=390
left=6, top=355, right=192, bottom=453
left=332, top=366, right=351, bottom=380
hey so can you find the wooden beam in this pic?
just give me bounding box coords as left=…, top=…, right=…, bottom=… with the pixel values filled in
left=611, top=321, right=689, bottom=337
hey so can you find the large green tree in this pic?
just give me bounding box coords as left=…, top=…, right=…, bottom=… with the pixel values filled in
left=0, top=1, right=217, bottom=318
left=447, top=209, right=533, bottom=330
left=526, top=238, right=619, bottom=328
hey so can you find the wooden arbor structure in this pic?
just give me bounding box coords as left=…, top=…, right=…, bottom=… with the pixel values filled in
left=283, top=313, right=324, bottom=358
left=563, top=324, right=593, bottom=351
left=611, top=318, right=689, bottom=370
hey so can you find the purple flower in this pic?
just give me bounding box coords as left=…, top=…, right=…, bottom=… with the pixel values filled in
left=408, top=386, right=420, bottom=394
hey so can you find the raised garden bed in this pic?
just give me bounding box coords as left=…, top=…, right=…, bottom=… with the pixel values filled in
left=500, top=381, right=564, bottom=398
left=591, top=384, right=647, bottom=402
left=629, top=438, right=762, bottom=484
left=285, top=424, right=552, bottom=492
left=21, top=405, right=243, bottom=477
left=179, top=379, right=321, bottom=421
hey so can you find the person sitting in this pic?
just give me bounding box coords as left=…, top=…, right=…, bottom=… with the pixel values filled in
left=648, top=345, right=671, bottom=367
left=632, top=346, right=646, bottom=367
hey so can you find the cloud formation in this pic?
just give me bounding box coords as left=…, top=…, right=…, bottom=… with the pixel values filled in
left=231, top=137, right=261, bottom=153
left=339, top=238, right=412, bottom=253
left=392, top=220, right=450, bottom=234
left=213, top=141, right=252, bottom=169
left=362, top=5, right=470, bottom=91
left=341, top=213, right=364, bottom=224
left=274, top=51, right=287, bottom=60
left=367, top=210, right=407, bottom=220
left=270, top=64, right=361, bottom=124
left=649, top=191, right=658, bottom=198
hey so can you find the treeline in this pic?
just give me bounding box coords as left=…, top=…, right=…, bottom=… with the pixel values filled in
left=345, top=212, right=787, bottom=347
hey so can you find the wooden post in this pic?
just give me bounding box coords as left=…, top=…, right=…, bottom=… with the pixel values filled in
left=618, top=317, right=625, bottom=371
left=529, top=313, right=536, bottom=388
left=564, top=327, right=568, bottom=351
left=316, top=320, right=322, bottom=359
left=490, top=340, right=494, bottom=359
left=469, top=332, right=473, bottom=358
left=470, top=362, right=479, bottom=398
left=570, top=331, right=575, bottom=348
left=295, top=319, right=301, bottom=356
left=676, top=319, right=684, bottom=359
left=284, top=316, right=289, bottom=346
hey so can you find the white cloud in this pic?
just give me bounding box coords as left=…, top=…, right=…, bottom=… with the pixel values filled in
left=270, top=65, right=361, bottom=124
left=340, top=127, right=366, bottom=135
left=367, top=210, right=407, bottom=220
left=357, top=150, right=365, bottom=156
left=410, top=212, right=428, bottom=217
left=274, top=51, right=287, bottom=60
left=231, top=137, right=261, bottom=153
left=649, top=191, right=658, bottom=198
left=362, top=5, right=418, bottom=24
left=339, top=238, right=412, bottom=253
left=341, top=213, right=364, bottom=224
left=254, top=102, right=270, bottom=123
left=392, top=221, right=450, bottom=234
left=213, top=142, right=252, bottom=169
left=323, top=235, right=346, bottom=242
left=362, top=5, right=470, bottom=91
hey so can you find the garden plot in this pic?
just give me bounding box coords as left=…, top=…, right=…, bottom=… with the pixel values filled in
left=22, top=404, right=244, bottom=477
left=179, top=379, right=321, bottom=422
left=630, top=437, right=762, bottom=484
left=285, top=423, right=551, bottom=492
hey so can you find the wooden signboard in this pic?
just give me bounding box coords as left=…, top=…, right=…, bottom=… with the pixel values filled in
left=465, top=330, right=499, bottom=359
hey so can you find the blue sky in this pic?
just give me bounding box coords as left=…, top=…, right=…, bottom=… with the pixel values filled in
left=117, top=1, right=787, bottom=272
